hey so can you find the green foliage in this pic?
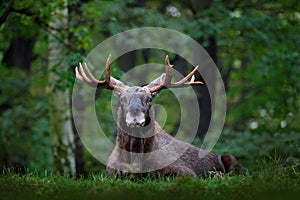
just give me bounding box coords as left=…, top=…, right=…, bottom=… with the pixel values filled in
left=0, top=64, right=52, bottom=171
left=212, top=2, right=300, bottom=131
left=0, top=159, right=299, bottom=200
left=0, top=0, right=299, bottom=173
left=81, top=0, right=300, bottom=132
left=212, top=130, right=300, bottom=168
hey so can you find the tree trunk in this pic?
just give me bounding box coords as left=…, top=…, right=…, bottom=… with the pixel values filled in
left=68, top=0, right=86, bottom=177
left=188, top=0, right=217, bottom=140
left=3, top=37, right=36, bottom=71
left=194, top=37, right=216, bottom=140
left=48, top=0, right=76, bottom=176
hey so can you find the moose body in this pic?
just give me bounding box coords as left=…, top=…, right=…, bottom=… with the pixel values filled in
left=106, top=121, right=242, bottom=178
left=76, top=55, right=244, bottom=178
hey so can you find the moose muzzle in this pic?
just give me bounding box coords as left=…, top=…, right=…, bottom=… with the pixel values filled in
left=125, top=112, right=146, bottom=127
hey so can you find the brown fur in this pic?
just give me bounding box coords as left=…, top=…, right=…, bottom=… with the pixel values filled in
left=106, top=107, right=245, bottom=178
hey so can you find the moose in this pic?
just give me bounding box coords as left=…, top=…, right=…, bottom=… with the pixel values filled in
left=75, top=54, right=244, bottom=178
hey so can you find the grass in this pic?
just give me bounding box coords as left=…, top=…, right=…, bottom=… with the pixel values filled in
left=1, top=157, right=299, bottom=200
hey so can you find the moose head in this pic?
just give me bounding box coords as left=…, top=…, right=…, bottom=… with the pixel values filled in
left=75, top=55, right=203, bottom=130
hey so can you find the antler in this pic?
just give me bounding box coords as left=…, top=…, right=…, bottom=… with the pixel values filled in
left=75, top=54, right=123, bottom=91
left=147, top=55, right=203, bottom=93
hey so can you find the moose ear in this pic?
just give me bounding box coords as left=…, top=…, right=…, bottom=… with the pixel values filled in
left=111, top=77, right=126, bottom=97
left=146, top=73, right=165, bottom=97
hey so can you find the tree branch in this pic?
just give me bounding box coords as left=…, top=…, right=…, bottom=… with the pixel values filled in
left=10, top=6, right=76, bottom=54
left=0, top=0, right=14, bottom=26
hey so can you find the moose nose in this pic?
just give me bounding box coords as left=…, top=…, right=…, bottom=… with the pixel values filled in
left=126, top=113, right=146, bottom=128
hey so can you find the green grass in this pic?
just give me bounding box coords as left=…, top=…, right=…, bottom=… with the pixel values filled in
left=1, top=157, right=299, bottom=200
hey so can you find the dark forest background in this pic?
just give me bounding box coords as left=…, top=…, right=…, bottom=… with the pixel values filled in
left=0, top=0, right=299, bottom=176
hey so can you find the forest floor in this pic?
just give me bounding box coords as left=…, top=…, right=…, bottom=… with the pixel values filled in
left=1, top=158, right=299, bottom=200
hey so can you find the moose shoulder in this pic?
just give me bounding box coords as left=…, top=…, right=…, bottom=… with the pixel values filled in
left=75, top=55, right=245, bottom=178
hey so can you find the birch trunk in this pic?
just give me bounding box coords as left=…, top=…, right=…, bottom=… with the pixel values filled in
left=48, top=0, right=76, bottom=176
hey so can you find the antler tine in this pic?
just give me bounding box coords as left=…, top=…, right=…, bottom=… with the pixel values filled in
left=172, top=65, right=203, bottom=86
left=83, top=62, right=101, bottom=83
left=148, top=55, right=203, bottom=93
left=75, top=66, right=83, bottom=81
left=75, top=63, right=98, bottom=88
left=146, top=55, right=173, bottom=92
left=75, top=54, right=124, bottom=91
left=164, top=55, right=173, bottom=85
left=105, top=54, right=112, bottom=83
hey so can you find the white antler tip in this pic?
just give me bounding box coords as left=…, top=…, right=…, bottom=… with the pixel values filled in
left=106, top=54, right=112, bottom=66
left=191, top=75, right=195, bottom=83
left=165, top=55, right=169, bottom=62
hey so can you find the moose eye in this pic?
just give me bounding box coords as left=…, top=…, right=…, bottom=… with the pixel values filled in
left=147, top=97, right=152, bottom=105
